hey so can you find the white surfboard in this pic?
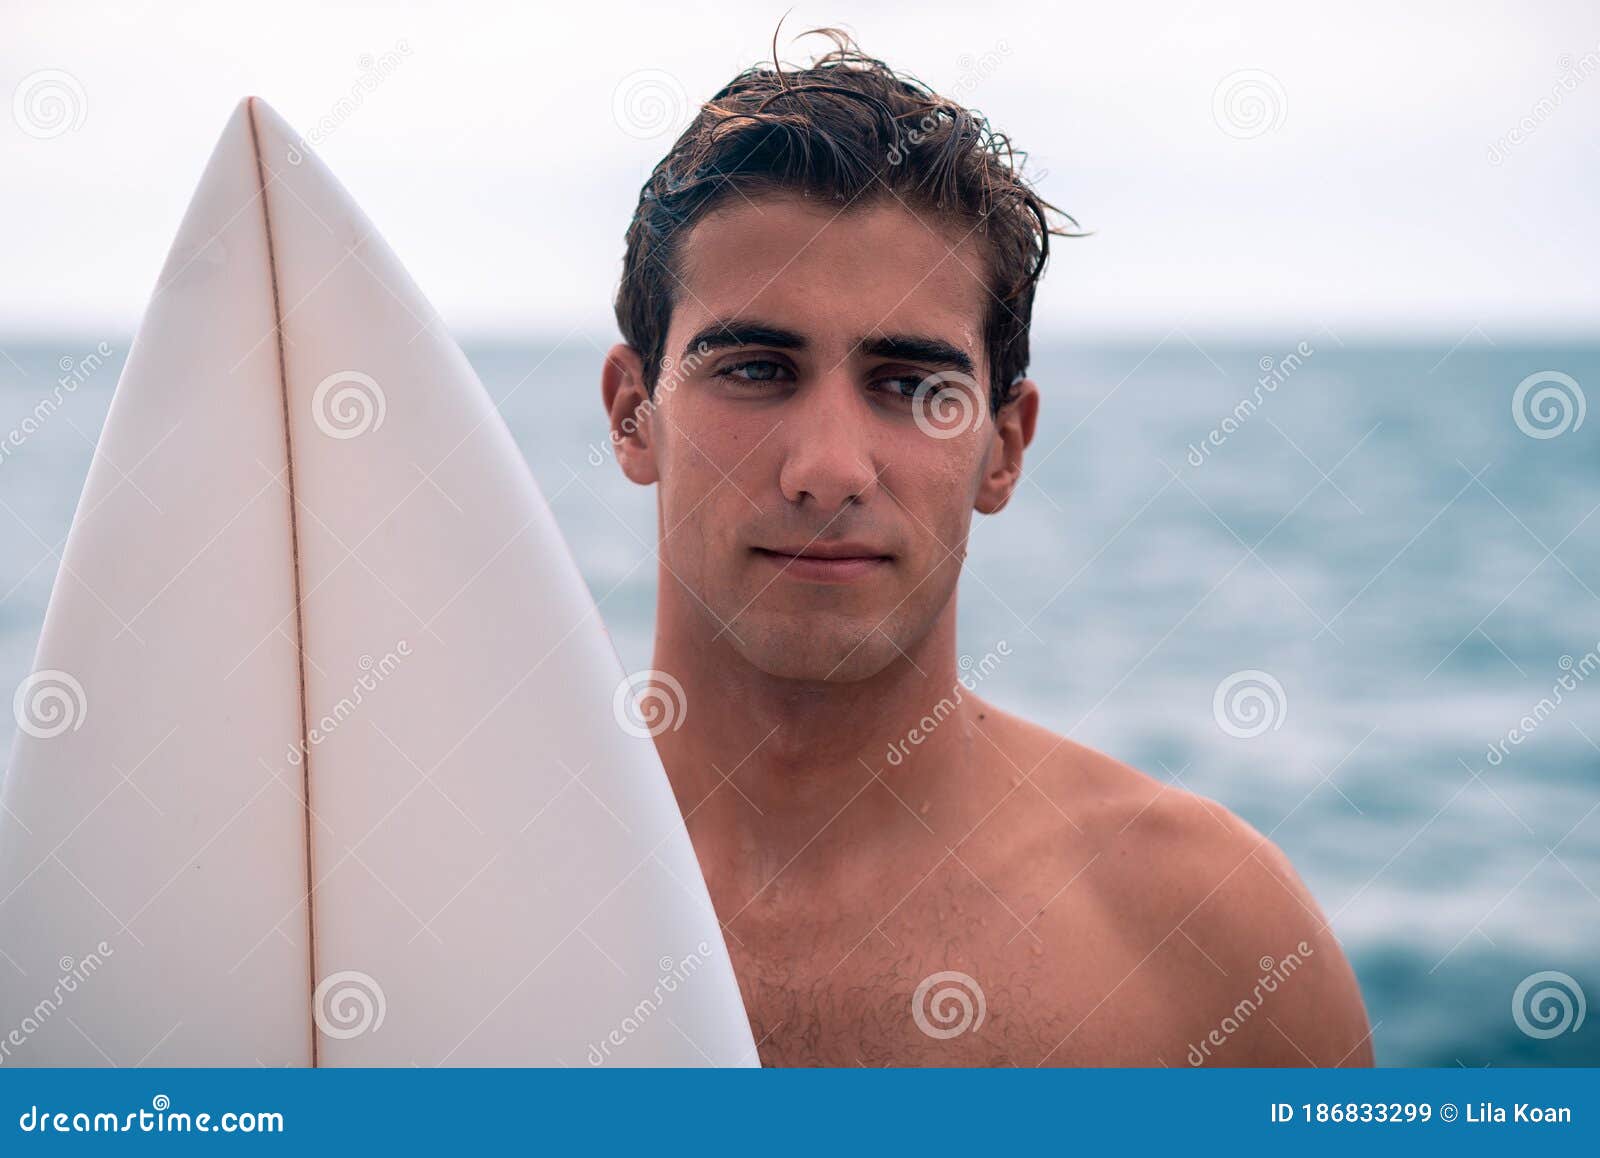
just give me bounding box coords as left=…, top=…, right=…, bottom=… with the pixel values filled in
left=0, top=97, right=755, bottom=1067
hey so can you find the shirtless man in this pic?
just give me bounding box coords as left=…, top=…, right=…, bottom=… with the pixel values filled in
left=600, top=31, right=1374, bottom=1067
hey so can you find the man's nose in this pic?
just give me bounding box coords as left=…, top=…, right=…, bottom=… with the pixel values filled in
left=776, top=375, right=881, bottom=512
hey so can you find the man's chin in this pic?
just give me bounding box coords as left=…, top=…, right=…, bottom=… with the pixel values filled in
left=729, top=618, right=904, bottom=684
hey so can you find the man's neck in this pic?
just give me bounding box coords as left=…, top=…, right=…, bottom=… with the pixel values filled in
left=649, top=587, right=984, bottom=892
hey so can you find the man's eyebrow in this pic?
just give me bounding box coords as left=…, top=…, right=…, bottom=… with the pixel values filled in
left=858, top=333, right=974, bottom=376
left=684, top=321, right=974, bottom=376
left=684, top=320, right=807, bottom=361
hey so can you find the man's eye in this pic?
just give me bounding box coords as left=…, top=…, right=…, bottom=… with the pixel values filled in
left=715, top=359, right=788, bottom=384
left=881, top=374, right=951, bottom=399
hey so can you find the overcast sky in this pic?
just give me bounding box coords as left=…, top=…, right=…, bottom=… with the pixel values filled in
left=3, top=0, right=1597, bottom=340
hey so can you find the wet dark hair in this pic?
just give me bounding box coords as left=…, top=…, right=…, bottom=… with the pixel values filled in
left=613, top=26, right=1079, bottom=415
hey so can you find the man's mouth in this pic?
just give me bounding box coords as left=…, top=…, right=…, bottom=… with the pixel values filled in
left=751, top=543, right=893, bottom=583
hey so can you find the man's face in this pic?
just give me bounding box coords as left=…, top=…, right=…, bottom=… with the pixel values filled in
left=613, top=191, right=1032, bottom=682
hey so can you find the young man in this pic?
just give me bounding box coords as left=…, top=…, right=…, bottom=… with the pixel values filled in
left=600, top=32, right=1374, bottom=1067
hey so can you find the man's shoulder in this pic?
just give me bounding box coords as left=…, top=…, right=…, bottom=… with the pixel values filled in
left=977, top=704, right=1375, bottom=1066
left=977, top=700, right=1259, bottom=864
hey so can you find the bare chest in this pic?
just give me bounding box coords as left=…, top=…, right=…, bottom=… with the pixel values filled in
left=727, top=883, right=1197, bottom=1067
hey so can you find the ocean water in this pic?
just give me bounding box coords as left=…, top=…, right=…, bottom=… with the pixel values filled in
left=2, top=334, right=1596, bottom=1067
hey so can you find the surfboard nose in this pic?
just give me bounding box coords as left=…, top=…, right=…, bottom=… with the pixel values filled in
left=239, top=94, right=286, bottom=124
left=240, top=95, right=305, bottom=170
left=216, top=95, right=291, bottom=155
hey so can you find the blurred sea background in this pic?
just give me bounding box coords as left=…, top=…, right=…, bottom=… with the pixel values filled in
left=2, top=333, right=1594, bottom=1065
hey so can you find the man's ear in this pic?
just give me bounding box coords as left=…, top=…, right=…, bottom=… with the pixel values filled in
left=600, top=343, right=660, bottom=486
left=975, top=377, right=1038, bottom=515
